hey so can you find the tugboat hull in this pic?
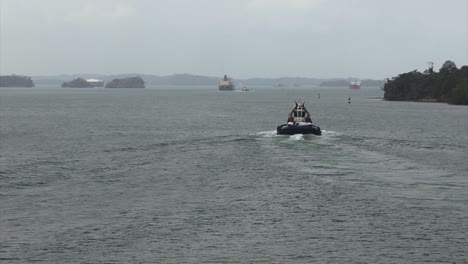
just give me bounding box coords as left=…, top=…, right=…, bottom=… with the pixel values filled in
left=276, top=124, right=321, bottom=135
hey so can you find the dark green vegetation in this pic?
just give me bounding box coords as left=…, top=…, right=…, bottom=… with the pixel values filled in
left=384, top=60, right=468, bottom=105
left=105, top=76, right=145, bottom=88
left=0, top=75, right=35, bottom=87
left=61, top=78, right=93, bottom=88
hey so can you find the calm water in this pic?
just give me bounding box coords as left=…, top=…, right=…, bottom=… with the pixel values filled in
left=1, top=86, right=467, bottom=263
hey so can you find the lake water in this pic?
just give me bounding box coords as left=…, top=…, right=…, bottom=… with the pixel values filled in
left=1, top=86, right=467, bottom=263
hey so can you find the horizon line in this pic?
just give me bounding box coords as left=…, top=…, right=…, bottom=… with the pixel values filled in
left=19, top=72, right=386, bottom=80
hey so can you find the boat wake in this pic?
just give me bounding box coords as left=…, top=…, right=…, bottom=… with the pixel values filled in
left=288, top=134, right=304, bottom=141
left=320, top=130, right=341, bottom=137
left=256, top=129, right=340, bottom=141
left=256, top=130, right=279, bottom=138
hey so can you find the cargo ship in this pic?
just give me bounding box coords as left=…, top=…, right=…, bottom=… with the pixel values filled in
left=218, top=75, right=234, bottom=91
left=349, top=81, right=361, bottom=89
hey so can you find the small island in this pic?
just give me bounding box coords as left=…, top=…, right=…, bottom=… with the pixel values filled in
left=384, top=60, right=468, bottom=105
left=61, top=77, right=93, bottom=88
left=105, top=76, right=145, bottom=88
left=0, top=75, right=35, bottom=87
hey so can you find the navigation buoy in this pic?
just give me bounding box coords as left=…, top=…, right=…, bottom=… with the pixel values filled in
left=348, top=97, right=351, bottom=104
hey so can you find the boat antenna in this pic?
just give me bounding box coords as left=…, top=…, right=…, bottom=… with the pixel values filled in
left=294, top=99, right=303, bottom=106
left=427, top=62, right=434, bottom=74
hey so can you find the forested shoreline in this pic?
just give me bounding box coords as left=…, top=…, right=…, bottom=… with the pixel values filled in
left=105, top=76, right=145, bottom=88
left=0, top=75, right=35, bottom=87
left=384, top=60, right=468, bottom=105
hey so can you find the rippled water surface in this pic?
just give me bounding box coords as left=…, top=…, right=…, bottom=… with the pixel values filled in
left=1, top=86, right=467, bottom=263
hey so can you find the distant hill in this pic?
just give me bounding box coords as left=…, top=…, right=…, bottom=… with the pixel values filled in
left=105, top=76, right=145, bottom=88
left=61, top=77, right=93, bottom=88
left=143, top=74, right=219, bottom=86
left=244, top=77, right=322, bottom=86
left=33, top=74, right=140, bottom=86
left=319, top=78, right=384, bottom=87
left=32, top=73, right=383, bottom=87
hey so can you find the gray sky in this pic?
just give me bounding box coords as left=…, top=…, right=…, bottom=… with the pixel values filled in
left=0, top=0, right=467, bottom=79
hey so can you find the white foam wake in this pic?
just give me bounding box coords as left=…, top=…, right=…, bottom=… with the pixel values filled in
left=321, top=130, right=341, bottom=136
left=289, top=134, right=304, bottom=140
left=255, top=129, right=340, bottom=140
left=256, top=130, right=278, bottom=137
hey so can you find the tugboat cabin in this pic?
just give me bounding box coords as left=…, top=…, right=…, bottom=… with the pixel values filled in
left=288, top=100, right=312, bottom=124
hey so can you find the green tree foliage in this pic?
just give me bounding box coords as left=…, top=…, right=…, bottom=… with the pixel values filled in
left=0, top=75, right=35, bottom=87
left=450, top=65, right=468, bottom=105
left=440, top=60, right=457, bottom=73
left=105, top=76, right=145, bottom=88
left=61, top=77, right=93, bottom=88
left=384, top=61, right=468, bottom=105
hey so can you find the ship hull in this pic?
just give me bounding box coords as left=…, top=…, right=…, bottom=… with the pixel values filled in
left=349, top=82, right=361, bottom=89
left=276, top=124, right=321, bottom=135
left=219, top=85, right=234, bottom=91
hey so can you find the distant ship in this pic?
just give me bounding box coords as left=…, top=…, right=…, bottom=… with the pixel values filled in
left=239, top=81, right=249, bottom=92
left=219, top=75, right=234, bottom=91
left=86, top=79, right=104, bottom=87
left=349, top=81, right=361, bottom=89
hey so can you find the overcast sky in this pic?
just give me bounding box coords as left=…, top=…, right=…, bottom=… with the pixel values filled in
left=0, top=0, right=467, bottom=79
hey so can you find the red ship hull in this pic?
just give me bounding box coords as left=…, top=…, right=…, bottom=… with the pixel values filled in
left=349, top=82, right=361, bottom=89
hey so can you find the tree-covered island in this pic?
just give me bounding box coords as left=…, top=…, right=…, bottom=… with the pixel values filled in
left=384, top=60, right=468, bottom=105
left=61, top=77, right=93, bottom=88
left=105, top=76, right=145, bottom=88
left=0, top=75, right=35, bottom=87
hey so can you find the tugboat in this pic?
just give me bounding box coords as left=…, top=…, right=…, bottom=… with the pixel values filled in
left=276, top=99, right=321, bottom=135
left=239, top=82, right=249, bottom=92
